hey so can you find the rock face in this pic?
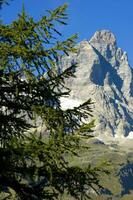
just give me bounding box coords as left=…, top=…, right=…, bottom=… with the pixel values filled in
left=60, top=30, right=133, bottom=138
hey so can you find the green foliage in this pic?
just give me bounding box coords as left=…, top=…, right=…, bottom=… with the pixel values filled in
left=0, top=4, right=104, bottom=199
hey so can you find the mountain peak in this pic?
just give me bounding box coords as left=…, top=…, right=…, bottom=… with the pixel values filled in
left=61, top=30, right=133, bottom=139
left=89, top=30, right=117, bottom=63
left=89, top=30, right=116, bottom=46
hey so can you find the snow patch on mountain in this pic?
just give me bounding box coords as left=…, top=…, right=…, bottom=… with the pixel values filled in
left=60, top=97, right=82, bottom=110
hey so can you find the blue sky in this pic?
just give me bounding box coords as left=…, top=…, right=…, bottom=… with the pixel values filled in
left=1, top=0, right=133, bottom=66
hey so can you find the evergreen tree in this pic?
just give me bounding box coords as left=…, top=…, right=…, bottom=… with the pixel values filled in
left=0, top=4, right=104, bottom=199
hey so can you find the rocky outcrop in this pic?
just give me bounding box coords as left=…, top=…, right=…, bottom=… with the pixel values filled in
left=60, top=30, right=133, bottom=138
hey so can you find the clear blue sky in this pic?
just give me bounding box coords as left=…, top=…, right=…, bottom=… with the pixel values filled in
left=1, top=0, right=133, bottom=66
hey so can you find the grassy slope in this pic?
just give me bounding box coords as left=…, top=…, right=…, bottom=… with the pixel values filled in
left=63, top=138, right=133, bottom=199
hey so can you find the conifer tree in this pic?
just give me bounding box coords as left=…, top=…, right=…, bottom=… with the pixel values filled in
left=0, top=4, right=104, bottom=199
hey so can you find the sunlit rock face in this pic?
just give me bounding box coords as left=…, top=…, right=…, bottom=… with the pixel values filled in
left=60, top=30, right=133, bottom=138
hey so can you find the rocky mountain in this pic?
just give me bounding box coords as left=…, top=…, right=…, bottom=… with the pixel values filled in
left=60, top=30, right=133, bottom=139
